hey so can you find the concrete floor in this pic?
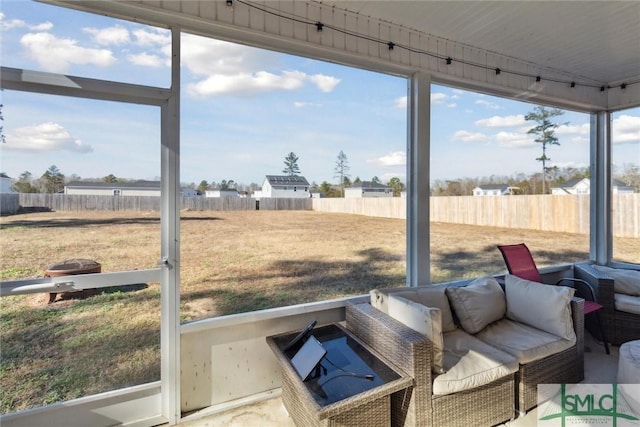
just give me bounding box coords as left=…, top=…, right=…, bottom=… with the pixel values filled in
left=175, top=333, right=618, bottom=427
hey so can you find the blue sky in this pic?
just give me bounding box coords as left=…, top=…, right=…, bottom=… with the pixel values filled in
left=1, top=1, right=638, bottom=187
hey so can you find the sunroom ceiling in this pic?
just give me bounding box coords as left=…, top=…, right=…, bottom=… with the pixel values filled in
left=41, top=0, right=640, bottom=110
left=323, top=1, right=640, bottom=86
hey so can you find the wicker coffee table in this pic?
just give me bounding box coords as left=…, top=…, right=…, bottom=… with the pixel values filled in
left=267, top=323, right=411, bottom=427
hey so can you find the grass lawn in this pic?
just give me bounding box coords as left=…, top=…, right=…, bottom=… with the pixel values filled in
left=1, top=210, right=637, bottom=413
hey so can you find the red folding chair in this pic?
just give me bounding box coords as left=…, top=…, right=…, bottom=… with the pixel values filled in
left=498, top=243, right=610, bottom=354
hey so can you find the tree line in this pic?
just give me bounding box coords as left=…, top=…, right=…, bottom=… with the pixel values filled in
left=4, top=105, right=638, bottom=196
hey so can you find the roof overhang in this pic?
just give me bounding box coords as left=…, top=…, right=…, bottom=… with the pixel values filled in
left=41, top=0, right=640, bottom=112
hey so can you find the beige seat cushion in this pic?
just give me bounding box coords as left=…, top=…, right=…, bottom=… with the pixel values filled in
left=387, top=294, right=445, bottom=373
left=432, top=329, right=518, bottom=396
left=504, top=274, right=576, bottom=341
left=615, top=293, right=640, bottom=315
left=594, top=265, right=640, bottom=296
left=370, top=284, right=457, bottom=332
left=476, top=318, right=576, bottom=364
left=446, top=276, right=505, bottom=334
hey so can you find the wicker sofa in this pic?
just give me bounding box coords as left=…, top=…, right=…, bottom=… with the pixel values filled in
left=345, top=275, right=584, bottom=427
left=574, top=263, right=640, bottom=345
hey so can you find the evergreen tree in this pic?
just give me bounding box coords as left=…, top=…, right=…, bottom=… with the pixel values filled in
left=41, top=165, right=65, bottom=193
left=334, top=151, right=350, bottom=197
left=197, top=180, right=209, bottom=195
left=387, top=177, right=405, bottom=196
left=525, top=106, right=566, bottom=194
left=282, top=152, right=300, bottom=176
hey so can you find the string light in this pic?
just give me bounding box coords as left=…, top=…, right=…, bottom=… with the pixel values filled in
left=231, top=0, right=637, bottom=92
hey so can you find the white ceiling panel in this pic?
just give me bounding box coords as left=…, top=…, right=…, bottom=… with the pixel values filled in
left=321, top=1, right=640, bottom=85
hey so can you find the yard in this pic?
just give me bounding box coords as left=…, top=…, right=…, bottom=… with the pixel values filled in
left=0, top=210, right=637, bottom=413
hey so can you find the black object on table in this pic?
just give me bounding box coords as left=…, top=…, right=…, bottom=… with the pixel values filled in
left=273, top=323, right=402, bottom=405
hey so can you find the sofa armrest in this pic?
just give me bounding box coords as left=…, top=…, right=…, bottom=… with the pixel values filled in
left=570, top=297, right=584, bottom=347
left=574, top=263, right=615, bottom=310
left=346, top=302, right=432, bottom=387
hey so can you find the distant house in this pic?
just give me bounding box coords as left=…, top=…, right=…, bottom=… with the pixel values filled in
left=259, top=175, right=310, bottom=198
left=551, top=178, right=634, bottom=195
left=181, top=188, right=199, bottom=197
left=1, top=175, right=15, bottom=193
left=472, top=184, right=518, bottom=196
left=344, top=181, right=393, bottom=198
left=205, top=188, right=238, bottom=198
left=65, top=180, right=161, bottom=196
left=64, top=180, right=197, bottom=197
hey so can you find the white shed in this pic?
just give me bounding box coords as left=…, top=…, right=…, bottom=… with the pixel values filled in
left=344, top=181, right=392, bottom=198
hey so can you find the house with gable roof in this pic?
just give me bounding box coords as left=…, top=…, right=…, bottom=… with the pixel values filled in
left=551, top=178, right=634, bottom=195
left=472, top=184, right=519, bottom=196
left=258, top=175, right=310, bottom=198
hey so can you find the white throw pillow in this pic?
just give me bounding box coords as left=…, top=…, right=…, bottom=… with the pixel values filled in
left=505, top=274, right=575, bottom=340
left=445, top=276, right=506, bottom=334
left=370, top=284, right=457, bottom=332
left=387, top=294, right=445, bottom=374
left=594, top=265, right=640, bottom=296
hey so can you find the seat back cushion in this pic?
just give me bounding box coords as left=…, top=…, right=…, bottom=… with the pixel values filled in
left=445, top=276, right=506, bottom=334
left=504, top=274, right=576, bottom=340
left=371, top=284, right=457, bottom=332
left=593, top=265, right=640, bottom=296
left=387, top=294, right=445, bottom=373
left=614, top=293, right=640, bottom=315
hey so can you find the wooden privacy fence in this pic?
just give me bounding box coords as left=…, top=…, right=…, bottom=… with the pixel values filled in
left=7, top=193, right=639, bottom=237
left=13, top=193, right=310, bottom=212
left=312, top=194, right=639, bottom=238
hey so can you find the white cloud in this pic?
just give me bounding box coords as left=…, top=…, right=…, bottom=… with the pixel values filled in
left=495, top=131, right=535, bottom=148
left=431, top=93, right=447, bottom=104
left=475, top=99, right=501, bottom=110
left=128, top=52, right=165, bottom=67
left=187, top=70, right=307, bottom=96
left=395, top=96, right=407, bottom=109
left=20, top=32, right=116, bottom=73
left=294, top=101, right=322, bottom=108
left=83, top=25, right=130, bottom=45
left=181, top=35, right=278, bottom=76
left=181, top=35, right=340, bottom=97
left=612, top=115, right=640, bottom=144
left=475, top=114, right=526, bottom=128
left=556, top=123, right=589, bottom=135
left=370, top=151, right=406, bottom=167
left=452, top=130, right=488, bottom=143
left=181, top=35, right=339, bottom=96
left=0, top=13, right=52, bottom=31
left=4, top=122, right=93, bottom=153
left=308, top=74, right=340, bottom=92
left=133, top=28, right=171, bottom=46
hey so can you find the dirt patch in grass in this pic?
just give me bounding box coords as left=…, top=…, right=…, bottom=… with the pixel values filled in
left=1, top=210, right=637, bottom=413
